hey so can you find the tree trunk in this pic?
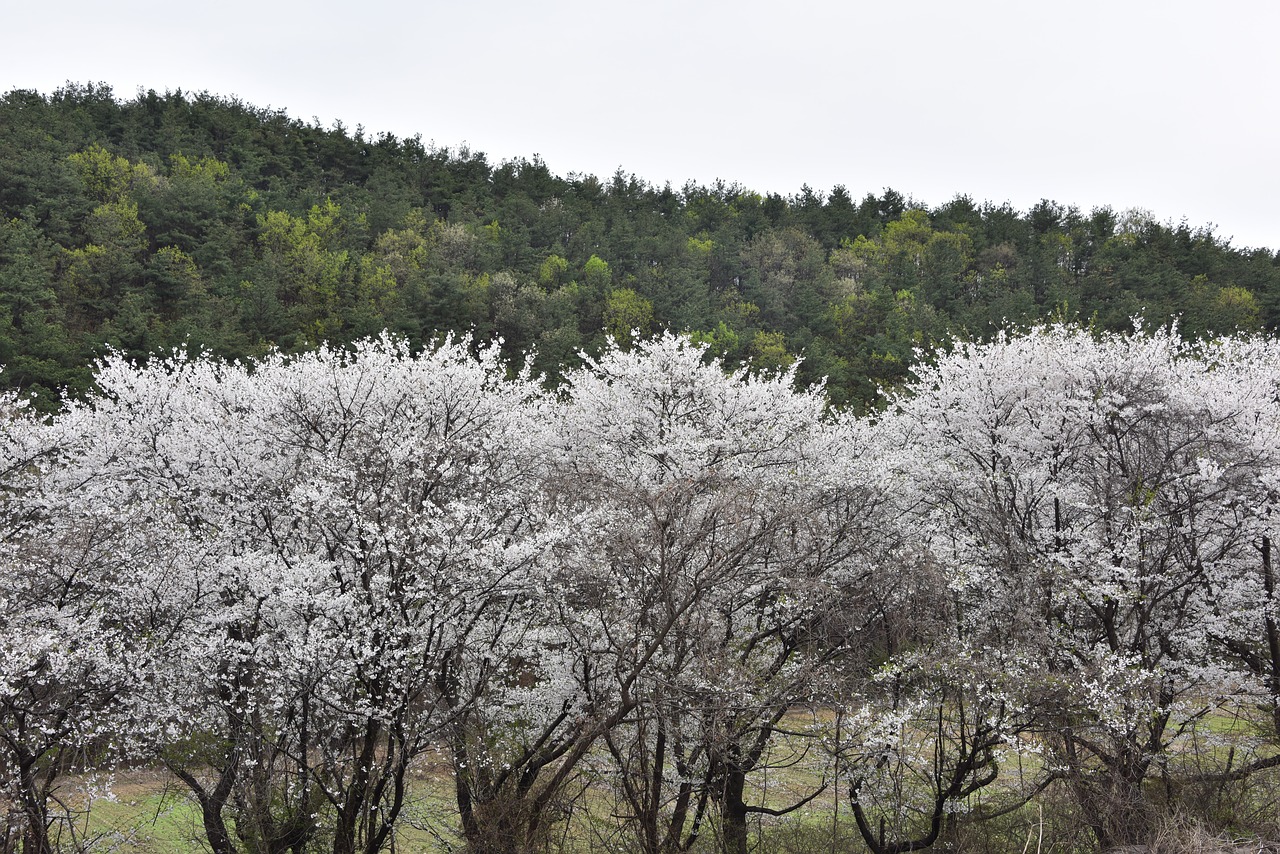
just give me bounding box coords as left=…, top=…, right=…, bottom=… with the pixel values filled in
left=18, top=756, right=54, bottom=854
left=719, top=769, right=749, bottom=854
left=169, top=761, right=238, bottom=854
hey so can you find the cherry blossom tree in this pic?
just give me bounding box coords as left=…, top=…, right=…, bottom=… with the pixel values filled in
left=63, top=336, right=549, bottom=854
left=881, top=324, right=1279, bottom=847
left=63, top=349, right=340, bottom=854
left=445, top=334, right=885, bottom=854
left=812, top=404, right=1047, bottom=854
left=1179, top=334, right=1280, bottom=764
left=0, top=383, right=176, bottom=853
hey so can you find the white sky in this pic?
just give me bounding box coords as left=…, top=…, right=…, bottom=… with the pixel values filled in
left=6, top=0, right=1279, bottom=251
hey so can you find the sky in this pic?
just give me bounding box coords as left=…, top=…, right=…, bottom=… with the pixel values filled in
left=6, top=0, right=1279, bottom=251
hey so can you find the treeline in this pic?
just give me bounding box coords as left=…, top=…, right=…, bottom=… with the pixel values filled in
left=4, top=329, right=1280, bottom=853
left=3, top=83, right=1279, bottom=408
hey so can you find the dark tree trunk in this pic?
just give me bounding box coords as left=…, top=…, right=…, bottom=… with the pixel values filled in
left=719, top=769, right=749, bottom=854
left=169, top=761, right=238, bottom=854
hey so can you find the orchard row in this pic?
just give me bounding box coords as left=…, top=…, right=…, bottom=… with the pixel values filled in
left=3, top=325, right=1279, bottom=852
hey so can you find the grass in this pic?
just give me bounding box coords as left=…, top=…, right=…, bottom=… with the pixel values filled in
left=42, top=705, right=1280, bottom=853
left=51, top=772, right=207, bottom=853
left=58, top=767, right=465, bottom=854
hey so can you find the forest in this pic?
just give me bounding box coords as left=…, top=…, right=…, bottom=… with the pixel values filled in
left=2, top=83, right=1279, bottom=413
left=4, top=84, right=1280, bottom=854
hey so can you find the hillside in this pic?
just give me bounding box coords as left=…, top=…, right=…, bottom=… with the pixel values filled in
left=3, top=83, right=1279, bottom=409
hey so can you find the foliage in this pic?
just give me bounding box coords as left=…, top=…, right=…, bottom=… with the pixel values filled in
left=1, top=325, right=1280, bottom=853
left=2, top=85, right=1278, bottom=409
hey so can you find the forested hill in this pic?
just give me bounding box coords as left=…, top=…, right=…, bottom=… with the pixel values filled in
left=3, top=83, right=1279, bottom=410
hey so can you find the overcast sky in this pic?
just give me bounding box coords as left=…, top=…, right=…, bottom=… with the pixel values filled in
left=6, top=0, right=1278, bottom=250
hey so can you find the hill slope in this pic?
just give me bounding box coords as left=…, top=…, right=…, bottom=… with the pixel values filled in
left=3, top=83, right=1278, bottom=408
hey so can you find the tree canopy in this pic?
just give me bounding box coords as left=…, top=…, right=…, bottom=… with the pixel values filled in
left=3, top=84, right=1278, bottom=410
left=4, top=328, right=1280, bottom=852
